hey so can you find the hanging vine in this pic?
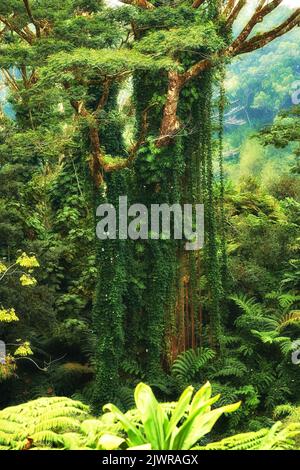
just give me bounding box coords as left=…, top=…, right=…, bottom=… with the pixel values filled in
left=218, top=64, right=228, bottom=289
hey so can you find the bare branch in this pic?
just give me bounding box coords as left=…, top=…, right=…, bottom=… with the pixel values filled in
left=15, top=354, right=67, bottom=371
left=227, top=0, right=247, bottom=28
left=236, top=8, right=300, bottom=55
left=230, top=0, right=284, bottom=53
left=223, top=0, right=236, bottom=17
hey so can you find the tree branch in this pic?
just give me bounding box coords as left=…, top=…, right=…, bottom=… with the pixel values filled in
left=235, top=8, right=300, bottom=55
left=226, top=0, right=247, bottom=28
left=223, top=0, right=236, bottom=17
left=230, top=0, right=284, bottom=53
left=93, top=78, right=112, bottom=116
left=23, top=0, right=41, bottom=37
left=192, top=0, right=206, bottom=9
left=128, top=103, right=154, bottom=155
left=0, top=15, right=34, bottom=44
left=72, top=97, right=147, bottom=185
left=118, top=0, right=155, bottom=10
left=1, top=69, right=20, bottom=92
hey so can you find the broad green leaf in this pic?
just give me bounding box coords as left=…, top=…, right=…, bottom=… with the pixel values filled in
left=173, top=401, right=241, bottom=450
left=165, top=386, right=194, bottom=442
left=103, top=404, right=145, bottom=446
left=134, top=383, right=168, bottom=450
left=189, top=382, right=213, bottom=415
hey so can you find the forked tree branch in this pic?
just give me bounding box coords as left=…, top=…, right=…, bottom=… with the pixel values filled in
left=0, top=15, right=34, bottom=44
left=230, top=0, right=284, bottom=52
left=158, top=0, right=300, bottom=144
left=236, top=8, right=300, bottom=54
left=71, top=94, right=152, bottom=185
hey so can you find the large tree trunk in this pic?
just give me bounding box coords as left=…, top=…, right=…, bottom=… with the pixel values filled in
left=158, top=71, right=185, bottom=146
left=167, top=250, right=203, bottom=363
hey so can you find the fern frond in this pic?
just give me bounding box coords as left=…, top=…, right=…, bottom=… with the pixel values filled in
left=277, top=294, right=300, bottom=310
left=197, top=428, right=268, bottom=450
left=29, top=431, right=66, bottom=448
left=230, top=294, right=263, bottom=317
left=0, top=397, right=92, bottom=449
left=273, top=404, right=294, bottom=419
left=33, top=417, right=81, bottom=433
left=0, top=431, right=18, bottom=447
left=171, top=348, right=215, bottom=381
left=196, top=422, right=300, bottom=450
left=211, top=358, right=247, bottom=379
left=117, top=386, right=136, bottom=411
left=278, top=311, right=300, bottom=330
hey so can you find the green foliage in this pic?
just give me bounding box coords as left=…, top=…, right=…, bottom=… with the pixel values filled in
left=231, top=293, right=300, bottom=355
left=259, top=106, right=300, bottom=156
left=224, top=25, right=300, bottom=175
left=135, top=21, right=225, bottom=57
left=42, top=48, right=177, bottom=91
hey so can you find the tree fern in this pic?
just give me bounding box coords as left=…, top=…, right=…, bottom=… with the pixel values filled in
left=232, top=293, right=300, bottom=361
left=197, top=428, right=268, bottom=450
left=0, top=397, right=91, bottom=450
left=33, top=417, right=82, bottom=433
left=266, top=292, right=300, bottom=310
left=273, top=404, right=294, bottom=419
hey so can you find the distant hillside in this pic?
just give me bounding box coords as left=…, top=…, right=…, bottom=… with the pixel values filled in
left=225, top=28, right=300, bottom=145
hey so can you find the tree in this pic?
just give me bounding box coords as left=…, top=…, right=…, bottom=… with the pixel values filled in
left=0, top=0, right=299, bottom=404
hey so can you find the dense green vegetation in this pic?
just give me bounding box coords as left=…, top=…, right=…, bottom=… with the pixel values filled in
left=0, top=0, right=299, bottom=451
left=0, top=382, right=299, bottom=450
